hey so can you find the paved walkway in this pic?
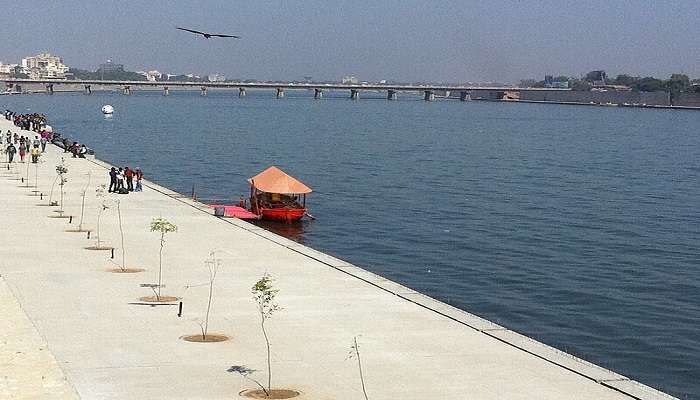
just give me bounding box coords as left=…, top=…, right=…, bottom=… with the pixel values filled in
left=0, top=117, right=676, bottom=399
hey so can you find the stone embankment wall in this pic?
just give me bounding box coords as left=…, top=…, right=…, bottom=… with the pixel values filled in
left=517, top=90, right=670, bottom=106
left=672, top=93, right=700, bottom=107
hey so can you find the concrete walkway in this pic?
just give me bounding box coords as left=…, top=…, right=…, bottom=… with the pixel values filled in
left=0, top=117, right=677, bottom=399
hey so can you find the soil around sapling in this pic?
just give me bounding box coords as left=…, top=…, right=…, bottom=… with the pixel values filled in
left=181, top=334, right=229, bottom=343
left=239, top=389, right=301, bottom=399
left=107, top=267, right=145, bottom=273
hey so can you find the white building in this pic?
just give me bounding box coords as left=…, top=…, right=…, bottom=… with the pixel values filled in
left=208, top=74, right=225, bottom=82
left=0, top=63, right=20, bottom=75
left=21, top=53, right=69, bottom=79
left=146, top=70, right=162, bottom=82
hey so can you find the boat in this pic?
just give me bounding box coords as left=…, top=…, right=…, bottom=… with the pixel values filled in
left=248, top=166, right=312, bottom=223
left=101, top=105, right=114, bottom=115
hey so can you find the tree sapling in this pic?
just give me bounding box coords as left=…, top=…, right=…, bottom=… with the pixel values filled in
left=149, top=217, right=177, bottom=300
left=348, top=335, right=370, bottom=400
left=252, top=273, right=280, bottom=395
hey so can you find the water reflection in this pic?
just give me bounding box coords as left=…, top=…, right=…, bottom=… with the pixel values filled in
left=254, top=219, right=311, bottom=244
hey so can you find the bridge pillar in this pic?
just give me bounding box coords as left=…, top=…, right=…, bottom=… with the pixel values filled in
left=460, top=91, right=471, bottom=101
left=423, top=90, right=435, bottom=101
left=45, top=84, right=54, bottom=95
left=350, top=89, right=360, bottom=100
left=123, top=86, right=132, bottom=95
left=238, top=88, right=246, bottom=97
left=387, top=90, right=397, bottom=100
left=314, top=88, right=323, bottom=99
left=276, top=88, right=284, bottom=98
left=14, top=84, right=21, bottom=93
left=200, top=87, right=207, bottom=96
left=163, top=86, right=169, bottom=96
left=83, top=85, right=91, bottom=95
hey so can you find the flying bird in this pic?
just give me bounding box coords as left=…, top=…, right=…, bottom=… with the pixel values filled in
left=176, top=27, right=240, bottom=39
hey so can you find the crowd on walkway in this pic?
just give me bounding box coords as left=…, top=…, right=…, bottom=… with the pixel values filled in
left=4, top=110, right=46, bottom=132
left=3, top=109, right=146, bottom=193
left=3, top=130, right=45, bottom=163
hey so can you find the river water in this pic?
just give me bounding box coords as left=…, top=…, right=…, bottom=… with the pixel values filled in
left=3, top=91, right=699, bottom=398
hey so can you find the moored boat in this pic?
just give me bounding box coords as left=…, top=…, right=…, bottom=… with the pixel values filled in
left=248, top=166, right=312, bottom=223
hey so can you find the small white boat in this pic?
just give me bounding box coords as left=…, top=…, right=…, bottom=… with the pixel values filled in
left=101, top=105, right=114, bottom=115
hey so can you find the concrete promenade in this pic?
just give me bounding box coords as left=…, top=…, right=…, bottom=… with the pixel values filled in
left=0, top=117, right=677, bottom=399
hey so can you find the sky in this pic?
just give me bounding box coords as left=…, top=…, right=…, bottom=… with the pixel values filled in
left=1, top=0, right=699, bottom=83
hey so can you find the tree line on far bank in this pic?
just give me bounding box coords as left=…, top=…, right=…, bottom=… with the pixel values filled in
left=520, top=71, right=700, bottom=95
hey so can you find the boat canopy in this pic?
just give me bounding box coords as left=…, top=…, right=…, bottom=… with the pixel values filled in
left=248, top=166, right=312, bottom=194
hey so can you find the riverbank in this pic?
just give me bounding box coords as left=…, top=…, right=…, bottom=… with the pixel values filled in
left=0, top=116, right=678, bottom=399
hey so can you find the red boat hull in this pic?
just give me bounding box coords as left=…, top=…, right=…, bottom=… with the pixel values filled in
left=260, top=207, right=306, bottom=223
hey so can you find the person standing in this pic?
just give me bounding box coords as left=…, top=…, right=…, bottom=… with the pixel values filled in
left=108, top=167, right=117, bottom=193
left=134, top=168, right=143, bottom=192
left=40, top=136, right=47, bottom=152
left=116, top=168, right=125, bottom=192
left=18, top=142, right=26, bottom=162
left=30, top=146, right=40, bottom=163
left=6, top=143, right=16, bottom=163
left=124, top=167, right=134, bottom=191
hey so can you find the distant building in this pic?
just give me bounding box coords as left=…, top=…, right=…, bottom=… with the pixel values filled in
left=146, top=70, right=162, bottom=82
left=342, top=75, right=359, bottom=84
left=21, top=53, right=69, bottom=79
left=544, top=75, right=569, bottom=89
left=0, top=63, right=20, bottom=75
left=97, top=60, right=124, bottom=74
left=587, top=70, right=607, bottom=86
left=208, top=74, right=226, bottom=82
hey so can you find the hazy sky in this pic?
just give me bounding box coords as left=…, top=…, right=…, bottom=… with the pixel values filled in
left=1, top=0, right=699, bottom=83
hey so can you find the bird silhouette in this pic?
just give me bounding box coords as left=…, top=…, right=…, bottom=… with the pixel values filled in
left=176, top=27, right=240, bottom=39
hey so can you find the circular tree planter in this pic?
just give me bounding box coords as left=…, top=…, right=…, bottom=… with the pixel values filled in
left=107, top=267, right=145, bottom=274
left=85, top=245, right=114, bottom=251
left=239, top=389, right=300, bottom=399
left=181, top=334, right=229, bottom=343
left=139, top=295, right=179, bottom=303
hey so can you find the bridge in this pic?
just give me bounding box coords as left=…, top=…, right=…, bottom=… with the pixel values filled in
left=1, top=78, right=568, bottom=101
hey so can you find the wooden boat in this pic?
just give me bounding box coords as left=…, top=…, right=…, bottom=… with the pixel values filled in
left=248, top=166, right=312, bottom=223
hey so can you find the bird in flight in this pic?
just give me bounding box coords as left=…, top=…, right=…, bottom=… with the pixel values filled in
left=176, top=27, right=240, bottom=39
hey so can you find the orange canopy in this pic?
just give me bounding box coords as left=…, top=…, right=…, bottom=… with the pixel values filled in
left=248, top=166, right=312, bottom=194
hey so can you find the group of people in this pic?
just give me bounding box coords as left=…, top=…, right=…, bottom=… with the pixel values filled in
left=4, top=130, right=44, bottom=163
left=63, top=140, right=89, bottom=158
left=4, top=109, right=144, bottom=193
left=4, top=110, right=46, bottom=132
left=108, top=166, right=144, bottom=193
